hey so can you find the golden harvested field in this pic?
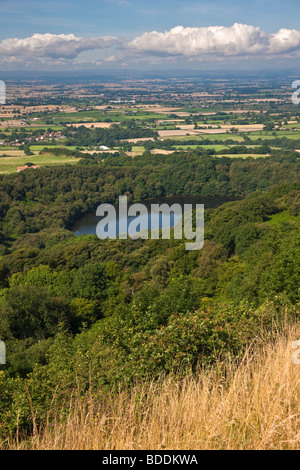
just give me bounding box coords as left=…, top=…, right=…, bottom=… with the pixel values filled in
left=0, top=105, right=77, bottom=114
left=0, top=149, right=26, bottom=157
left=126, top=151, right=140, bottom=157
left=158, top=124, right=264, bottom=138
left=158, top=129, right=202, bottom=137
left=150, top=149, right=176, bottom=155
left=174, top=124, right=265, bottom=132
left=67, top=122, right=118, bottom=128
left=0, top=113, right=15, bottom=118
left=133, top=105, right=181, bottom=113
left=0, top=120, right=28, bottom=128
left=124, top=137, right=155, bottom=143
left=176, top=124, right=198, bottom=130
left=220, top=124, right=264, bottom=131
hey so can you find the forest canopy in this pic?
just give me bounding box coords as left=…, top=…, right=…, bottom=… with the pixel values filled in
left=0, top=151, right=299, bottom=438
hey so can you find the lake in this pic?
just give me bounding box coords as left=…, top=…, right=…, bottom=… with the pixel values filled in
left=72, top=195, right=229, bottom=237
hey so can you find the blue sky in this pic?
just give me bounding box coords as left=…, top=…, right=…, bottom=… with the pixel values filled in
left=1, top=0, right=300, bottom=71
left=1, top=0, right=300, bottom=38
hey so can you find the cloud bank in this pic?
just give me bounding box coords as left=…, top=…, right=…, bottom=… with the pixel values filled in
left=0, top=33, right=121, bottom=59
left=1, top=24, right=300, bottom=70
left=128, top=23, right=300, bottom=57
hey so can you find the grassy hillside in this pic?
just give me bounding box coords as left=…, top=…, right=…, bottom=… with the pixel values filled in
left=5, top=321, right=300, bottom=450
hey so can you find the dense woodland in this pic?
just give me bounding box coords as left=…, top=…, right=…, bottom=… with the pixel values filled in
left=0, top=149, right=299, bottom=439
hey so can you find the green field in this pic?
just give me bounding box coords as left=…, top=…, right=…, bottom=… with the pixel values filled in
left=171, top=134, right=244, bottom=142
left=51, top=110, right=169, bottom=124
left=156, top=125, right=177, bottom=130
left=282, top=123, right=300, bottom=129
left=131, top=146, right=145, bottom=154
left=0, top=154, right=80, bottom=174
left=29, top=145, right=79, bottom=152
left=168, top=130, right=300, bottom=143
left=247, top=131, right=300, bottom=141
left=174, top=144, right=230, bottom=151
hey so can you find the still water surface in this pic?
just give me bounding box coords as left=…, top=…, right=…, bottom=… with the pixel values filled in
left=72, top=196, right=228, bottom=237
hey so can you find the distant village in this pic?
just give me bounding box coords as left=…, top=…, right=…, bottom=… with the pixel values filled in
left=0, top=130, right=66, bottom=148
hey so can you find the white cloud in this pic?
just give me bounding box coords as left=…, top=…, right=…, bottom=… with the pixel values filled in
left=1, top=24, right=300, bottom=70
left=103, top=55, right=118, bottom=63
left=128, top=23, right=300, bottom=58
left=269, top=28, right=300, bottom=54
left=0, top=33, right=121, bottom=59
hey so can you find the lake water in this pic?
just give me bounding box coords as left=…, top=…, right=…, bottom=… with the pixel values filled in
left=72, top=196, right=229, bottom=237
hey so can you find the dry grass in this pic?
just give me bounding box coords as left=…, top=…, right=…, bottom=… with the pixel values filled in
left=7, top=323, right=300, bottom=450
